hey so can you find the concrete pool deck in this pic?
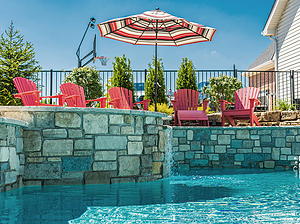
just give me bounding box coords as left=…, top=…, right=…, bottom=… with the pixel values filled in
left=0, top=106, right=299, bottom=192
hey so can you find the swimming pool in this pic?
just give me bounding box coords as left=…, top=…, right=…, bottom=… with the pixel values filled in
left=1, top=169, right=300, bottom=223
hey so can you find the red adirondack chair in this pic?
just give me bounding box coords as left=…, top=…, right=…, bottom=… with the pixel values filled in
left=13, top=77, right=65, bottom=106
left=171, top=89, right=209, bottom=126
left=60, top=83, right=107, bottom=108
left=108, top=87, right=151, bottom=110
left=218, top=87, right=261, bottom=127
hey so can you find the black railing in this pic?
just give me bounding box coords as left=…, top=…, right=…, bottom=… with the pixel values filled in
left=36, top=69, right=299, bottom=112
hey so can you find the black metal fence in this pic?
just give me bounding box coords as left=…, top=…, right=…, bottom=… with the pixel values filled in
left=36, top=69, right=300, bottom=112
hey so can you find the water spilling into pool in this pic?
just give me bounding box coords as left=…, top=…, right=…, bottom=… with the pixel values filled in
left=1, top=170, right=300, bottom=223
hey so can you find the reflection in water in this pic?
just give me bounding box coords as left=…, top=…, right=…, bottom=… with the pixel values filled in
left=0, top=177, right=235, bottom=223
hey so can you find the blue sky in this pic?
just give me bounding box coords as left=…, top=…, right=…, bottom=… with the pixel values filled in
left=0, top=0, right=275, bottom=71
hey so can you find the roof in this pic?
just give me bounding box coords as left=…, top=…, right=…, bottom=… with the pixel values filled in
left=261, top=0, right=289, bottom=36
left=246, top=42, right=275, bottom=71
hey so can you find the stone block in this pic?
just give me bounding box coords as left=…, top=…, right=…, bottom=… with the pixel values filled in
left=19, top=154, right=25, bottom=165
left=243, top=140, right=254, bottom=148
left=0, top=125, right=7, bottom=140
left=141, top=155, right=152, bottom=167
left=27, top=152, right=41, bottom=157
left=23, top=130, right=41, bottom=152
left=158, top=131, right=166, bottom=152
left=281, top=148, right=291, bottom=155
left=190, top=159, right=208, bottom=167
left=153, top=152, right=164, bottom=161
left=0, top=147, right=9, bottom=162
left=62, top=157, right=92, bottom=171
left=47, top=157, right=61, bottom=162
left=7, top=126, right=16, bottom=146
left=236, top=130, right=249, bottom=139
left=16, top=137, right=23, bottom=153
left=204, top=145, right=214, bottom=153
left=152, top=162, right=162, bottom=174
left=42, top=129, right=67, bottom=138
left=1, top=111, right=34, bottom=127
left=262, top=147, right=272, bottom=153
left=208, top=154, right=219, bottom=161
left=43, top=140, right=73, bottom=156
left=258, top=130, right=271, bottom=135
left=171, top=138, right=178, bottom=147
left=231, top=140, right=243, bottom=148
left=26, top=157, right=46, bottom=163
left=245, top=153, right=264, bottom=161
left=111, top=177, right=136, bottom=184
left=261, top=135, right=271, bottom=143
left=23, top=163, right=61, bottom=179
left=218, top=135, right=230, bottom=145
left=118, top=156, right=140, bottom=176
left=128, top=142, right=143, bottom=155
left=179, top=137, right=187, bottom=144
left=292, top=143, right=300, bottom=155
left=235, top=154, right=244, bottom=161
left=109, top=115, right=123, bottom=124
left=83, top=114, right=108, bottom=134
left=264, top=161, right=275, bottom=169
left=144, top=125, right=157, bottom=134
left=121, top=126, right=134, bottom=135
left=95, top=136, right=127, bottom=150
left=174, top=152, right=184, bottom=161
left=143, top=135, right=157, bottom=147
left=260, top=111, right=281, bottom=122
left=280, top=155, right=287, bottom=160
left=219, top=154, right=235, bottom=167
left=215, top=145, right=226, bottom=153
left=286, top=136, right=295, bottom=142
left=275, top=138, right=286, bottom=147
left=85, top=171, right=110, bottom=184
left=35, top=112, right=53, bottom=127
left=55, top=112, right=81, bottom=128
left=185, top=151, right=195, bottom=159
left=193, top=129, right=210, bottom=141
left=179, top=145, right=190, bottom=151
left=68, top=129, right=83, bottom=138
left=128, top=136, right=142, bottom=141
left=251, top=135, right=260, bottom=140
left=173, top=130, right=186, bottom=138
left=94, top=151, right=116, bottom=161
left=135, top=116, right=144, bottom=134
left=62, top=172, right=83, bottom=179
left=207, top=113, right=222, bottom=123
left=93, top=161, right=117, bottom=171
left=227, top=148, right=237, bottom=154
left=272, top=148, right=280, bottom=160
left=145, top=116, right=156, bottom=124
left=156, top=117, right=163, bottom=125
left=125, top=115, right=134, bottom=125
left=75, top=139, right=93, bottom=150
left=5, top=171, right=17, bottom=185
left=191, top=141, right=200, bottom=151
left=237, top=148, right=252, bottom=153
left=272, top=129, right=286, bottom=138
left=74, top=151, right=93, bottom=157
left=211, top=135, right=217, bottom=141
left=253, top=147, right=262, bottom=153
left=187, top=130, right=193, bottom=141
left=281, top=111, right=297, bottom=121
left=109, top=126, right=120, bottom=135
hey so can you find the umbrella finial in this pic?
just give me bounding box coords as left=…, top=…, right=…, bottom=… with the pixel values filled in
left=156, top=7, right=159, bottom=11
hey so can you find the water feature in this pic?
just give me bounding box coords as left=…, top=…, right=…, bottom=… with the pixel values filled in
left=163, top=127, right=175, bottom=178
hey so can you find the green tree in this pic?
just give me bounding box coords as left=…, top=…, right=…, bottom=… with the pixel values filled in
left=0, top=22, right=41, bottom=105
left=145, top=56, right=167, bottom=104
left=203, top=75, right=242, bottom=112
left=112, top=54, right=135, bottom=100
left=176, top=57, right=198, bottom=91
left=64, top=66, right=103, bottom=106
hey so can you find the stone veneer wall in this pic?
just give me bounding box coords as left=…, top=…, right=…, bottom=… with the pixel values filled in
left=0, top=117, right=28, bottom=192
left=172, top=126, right=300, bottom=171
left=0, top=106, right=167, bottom=191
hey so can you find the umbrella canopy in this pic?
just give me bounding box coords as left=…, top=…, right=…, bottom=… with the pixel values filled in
left=97, top=8, right=217, bottom=110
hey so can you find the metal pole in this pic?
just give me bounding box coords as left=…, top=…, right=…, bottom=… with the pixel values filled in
left=291, top=70, right=294, bottom=104
left=155, top=41, right=158, bottom=112
left=50, top=69, right=53, bottom=104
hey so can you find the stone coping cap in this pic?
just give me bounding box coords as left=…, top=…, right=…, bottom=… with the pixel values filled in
left=0, top=116, right=29, bottom=127
left=0, top=106, right=167, bottom=118
left=171, top=126, right=300, bottom=130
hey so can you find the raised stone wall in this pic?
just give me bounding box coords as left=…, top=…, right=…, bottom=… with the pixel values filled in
left=0, top=106, right=167, bottom=189
left=0, top=117, right=28, bottom=192
left=172, top=126, right=300, bottom=171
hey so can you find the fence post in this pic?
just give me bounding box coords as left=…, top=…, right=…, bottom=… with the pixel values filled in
left=291, top=70, right=294, bottom=105
left=50, top=69, right=53, bottom=104
left=144, top=69, right=147, bottom=85
left=233, top=64, right=237, bottom=78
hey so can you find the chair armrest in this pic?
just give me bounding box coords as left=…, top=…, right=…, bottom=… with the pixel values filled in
left=249, top=98, right=260, bottom=108
left=218, top=99, right=233, bottom=111
left=108, top=98, right=121, bottom=108
left=40, top=94, right=66, bottom=106
left=14, top=90, right=41, bottom=97
left=138, top=99, right=151, bottom=110
left=201, top=100, right=209, bottom=111
left=86, top=97, right=108, bottom=108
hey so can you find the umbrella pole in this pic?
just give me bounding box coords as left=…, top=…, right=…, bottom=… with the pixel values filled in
left=155, top=41, right=158, bottom=112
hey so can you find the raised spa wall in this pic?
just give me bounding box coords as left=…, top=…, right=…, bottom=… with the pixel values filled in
left=1, top=106, right=300, bottom=192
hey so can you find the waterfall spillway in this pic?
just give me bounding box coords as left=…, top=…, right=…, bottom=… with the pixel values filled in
left=164, top=126, right=174, bottom=178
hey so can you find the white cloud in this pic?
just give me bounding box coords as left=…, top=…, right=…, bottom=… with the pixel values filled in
left=211, top=51, right=217, bottom=54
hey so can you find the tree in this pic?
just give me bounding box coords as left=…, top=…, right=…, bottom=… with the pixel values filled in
left=64, top=66, right=103, bottom=106
left=176, top=57, right=198, bottom=91
left=112, top=54, right=135, bottom=100
left=145, top=56, right=167, bottom=104
left=203, top=75, right=242, bottom=112
left=0, top=22, right=41, bottom=105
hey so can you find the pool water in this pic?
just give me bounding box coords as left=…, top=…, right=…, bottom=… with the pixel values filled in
left=1, top=170, right=300, bottom=223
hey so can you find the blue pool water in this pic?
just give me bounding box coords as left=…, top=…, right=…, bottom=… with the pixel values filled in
left=1, top=170, right=300, bottom=223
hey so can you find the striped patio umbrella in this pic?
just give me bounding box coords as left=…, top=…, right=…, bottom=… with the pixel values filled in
left=97, top=8, right=217, bottom=111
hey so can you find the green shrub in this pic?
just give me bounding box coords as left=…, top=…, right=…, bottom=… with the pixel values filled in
left=148, top=103, right=174, bottom=115
left=145, top=56, right=167, bottom=104
left=64, top=66, right=103, bottom=106
left=203, top=75, right=242, bottom=112
left=275, top=99, right=297, bottom=111
left=176, top=57, right=198, bottom=91
left=197, top=105, right=214, bottom=114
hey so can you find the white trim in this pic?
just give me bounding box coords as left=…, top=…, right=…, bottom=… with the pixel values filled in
left=248, top=60, right=275, bottom=71
left=261, top=0, right=289, bottom=36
